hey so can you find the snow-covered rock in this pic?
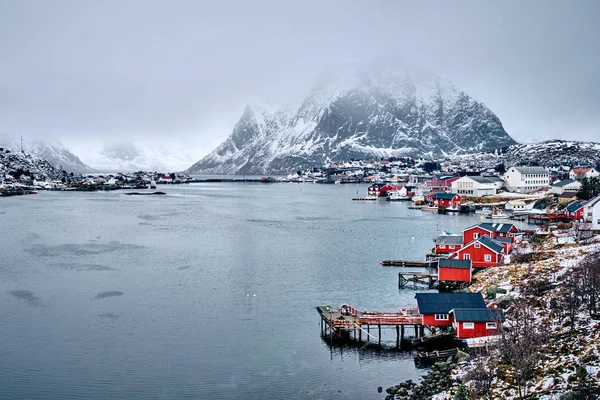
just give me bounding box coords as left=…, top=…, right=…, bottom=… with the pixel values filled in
left=187, top=63, right=516, bottom=174
left=0, top=148, right=60, bottom=180
left=0, top=136, right=94, bottom=174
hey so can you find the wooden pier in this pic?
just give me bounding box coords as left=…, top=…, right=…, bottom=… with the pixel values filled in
left=380, top=260, right=436, bottom=268
left=316, top=304, right=424, bottom=347
left=398, top=272, right=438, bottom=288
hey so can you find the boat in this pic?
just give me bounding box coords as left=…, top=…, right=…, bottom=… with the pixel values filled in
left=260, top=177, right=278, bottom=183
left=475, top=207, right=492, bottom=215
left=387, top=191, right=410, bottom=201
left=446, top=206, right=460, bottom=213
left=352, top=195, right=378, bottom=201
left=422, top=205, right=438, bottom=212
left=488, top=210, right=508, bottom=219
left=149, top=180, right=157, bottom=189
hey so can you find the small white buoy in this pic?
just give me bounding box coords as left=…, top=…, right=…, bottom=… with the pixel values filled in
left=253, top=294, right=256, bottom=298
left=411, top=237, right=415, bottom=240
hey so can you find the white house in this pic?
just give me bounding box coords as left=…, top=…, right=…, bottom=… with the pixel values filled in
left=503, top=167, right=550, bottom=193
left=450, top=176, right=497, bottom=196
left=569, top=167, right=600, bottom=180
left=485, top=176, right=505, bottom=191
left=505, top=200, right=527, bottom=211
left=583, top=195, right=600, bottom=230
left=551, top=179, right=582, bottom=195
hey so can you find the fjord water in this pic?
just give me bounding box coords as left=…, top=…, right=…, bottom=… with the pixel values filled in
left=0, top=183, right=505, bottom=399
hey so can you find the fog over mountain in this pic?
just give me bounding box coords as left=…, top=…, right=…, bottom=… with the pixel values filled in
left=0, top=0, right=598, bottom=160
left=188, top=63, right=517, bottom=174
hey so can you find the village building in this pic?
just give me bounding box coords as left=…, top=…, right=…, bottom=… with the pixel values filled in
left=415, top=292, right=485, bottom=328
left=450, top=176, right=497, bottom=197
left=583, top=195, right=600, bottom=229
left=426, top=174, right=460, bottom=189
left=564, top=199, right=587, bottom=220
left=430, top=192, right=461, bottom=208
left=437, top=258, right=472, bottom=283
left=503, top=166, right=549, bottom=193
left=558, top=191, right=578, bottom=205
left=569, top=167, right=600, bottom=180
left=462, top=222, right=520, bottom=244
left=449, top=308, right=504, bottom=339
left=504, top=200, right=528, bottom=212
left=551, top=179, right=582, bottom=195
left=449, top=235, right=506, bottom=268
left=434, top=235, right=464, bottom=254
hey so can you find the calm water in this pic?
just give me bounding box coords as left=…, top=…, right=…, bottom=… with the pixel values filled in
left=0, top=184, right=520, bottom=399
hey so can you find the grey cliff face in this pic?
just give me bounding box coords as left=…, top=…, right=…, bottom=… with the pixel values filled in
left=187, top=66, right=517, bottom=174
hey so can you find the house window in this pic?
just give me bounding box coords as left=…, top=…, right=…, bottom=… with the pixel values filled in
left=463, top=254, right=470, bottom=260
left=486, top=322, right=497, bottom=329
left=474, top=243, right=480, bottom=248
left=440, top=245, right=445, bottom=249
left=473, top=233, right=479, bottom=239
left=449, top=245, right=455, bottom=249
left=485, top=254, right=492, bottom=262
left=463, top=322, right=474, bottom=329
left=435, top=314, right=449, bottom=320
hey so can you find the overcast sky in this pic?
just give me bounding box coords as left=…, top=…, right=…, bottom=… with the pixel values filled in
left=0, top=0, right=598, bottom=156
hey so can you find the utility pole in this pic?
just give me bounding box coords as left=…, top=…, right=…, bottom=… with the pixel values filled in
left=20, top=134, right=23, bottom=153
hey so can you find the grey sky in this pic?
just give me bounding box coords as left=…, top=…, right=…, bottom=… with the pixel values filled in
left=0, top=0, right=598, bottom=156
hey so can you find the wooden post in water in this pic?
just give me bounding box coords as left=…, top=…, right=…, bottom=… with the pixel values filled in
left=401, top=326, right=404, bottom=342
left=396, top=325, right=400, bottom=348
left=414, top=325, right=419, bottom=337
left=378, top=324, right=382, bottom=345
left=367, top=325, right=370, bottom=342
left=358, top=326, right=362, bottom=342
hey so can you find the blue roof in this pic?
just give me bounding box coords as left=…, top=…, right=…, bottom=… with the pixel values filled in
left=451, top=308, right=505, bottom=322
left=477, top=236, right=505, bottom=254
left=415, top=293, right=485, bottom=314
left=438, top=258, right=471, bottom=269
left=565, top=200, right=586, bottom=212
left=472, top=222, right=517, bottom=234
left=494, top=237, right=512, bottom=244
left=552, top=179, right=577, bottom=187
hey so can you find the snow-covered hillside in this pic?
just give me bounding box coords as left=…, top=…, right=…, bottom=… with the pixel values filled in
left=0, top=148, right=60, bottom=179
left=187, top=63, right=516, bottom=174
left=445, top=140, right=600, bottom=169
left=0, top=136, right=94, bottom=174
left=74, top=141, right=202, bottom=172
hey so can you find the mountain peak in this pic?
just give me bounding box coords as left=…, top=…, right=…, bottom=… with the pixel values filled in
left=187, top=63, right=517, bottom=174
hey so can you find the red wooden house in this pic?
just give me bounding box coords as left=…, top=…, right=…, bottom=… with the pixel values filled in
left=493, top=237, right=513, bottom=254
left=426, top=174, right=460, bottom=188
left=434, top=235, right=464, bottom=254
left=449, top=236, right=505, bottom=268
left=450, top=308, right=504, bottom=339
left=438, top=258, right=472, bottom=283
left=430, top=192, right=461, bottom=208
left=564, top=200, right=587, bottom=220
left=462, top=222, right=520, bottom=244
left=415, top=293, right=485, bottom=328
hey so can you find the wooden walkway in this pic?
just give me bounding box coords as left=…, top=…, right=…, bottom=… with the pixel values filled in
left=398, top=272, right=438, bottom=288
left=316, top=304, right=424, bottom=346
left=380, top=260, right=435, bottom=267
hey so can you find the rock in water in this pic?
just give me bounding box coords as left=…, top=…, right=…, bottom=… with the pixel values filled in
left=187, top=62, right=516, bottom=174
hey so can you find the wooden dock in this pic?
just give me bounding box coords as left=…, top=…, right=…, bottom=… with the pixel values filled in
left=398, top=272, right=438, bottom=288
left=316, top=304, right=424, bottom=347
left=380, top=260, right=436, bottom=268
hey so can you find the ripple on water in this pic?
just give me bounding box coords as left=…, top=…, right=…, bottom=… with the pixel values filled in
left=25, top=241, right=144, bottom=257
left=9, top=290, right=43, bottom=306
left=98, top=313, right=119, bottom=318
left=91, top=291, right=124, bottom=300
left=51, top=263, right=118, bottom=271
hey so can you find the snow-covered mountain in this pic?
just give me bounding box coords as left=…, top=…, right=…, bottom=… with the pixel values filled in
left=0, top=148, right=60, bottom=180
left=75, top=141, right=202, bottom=172
left=187, top=63, right=516, bottom=174
left=0, top=136, right=94, bottom=174
left=445, top=140, right=600, bottom=169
